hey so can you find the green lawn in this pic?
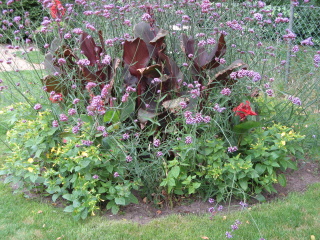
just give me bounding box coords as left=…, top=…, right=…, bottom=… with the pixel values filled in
left=13, top=50, right=44, bottom=65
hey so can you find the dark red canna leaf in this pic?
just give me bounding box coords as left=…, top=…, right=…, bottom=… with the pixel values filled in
left=80, top=31, right=99, bottom=66
left=203, top=34, right=227, bottom=70
left=181, top=34, right=195, bottom=60
left=123, top=38, right=150, bottom=77
left=207, top=59, right=248, bottom=88
left=137, top=64, right=162, bottom=78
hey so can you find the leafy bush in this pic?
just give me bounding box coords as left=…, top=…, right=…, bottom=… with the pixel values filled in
left=0, top=0, right=316, bottom=220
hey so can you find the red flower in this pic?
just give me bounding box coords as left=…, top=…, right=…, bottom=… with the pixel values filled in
left=49, top=93, right=63, bottom=103
left=233, top=101, right=257, bottom=121
left=50, top=0, right=65, bottom=19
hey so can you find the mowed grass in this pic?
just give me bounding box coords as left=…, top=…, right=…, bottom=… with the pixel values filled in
left=13, top=50, right=44, bottom=65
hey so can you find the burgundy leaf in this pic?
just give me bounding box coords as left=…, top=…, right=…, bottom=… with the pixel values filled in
left=98, top=30, right=106, bottom=53
left=181, top=34, right=195, bottom=59
left=203, top=34, right=227, bottom=69
left=207, top=59, right=248, bottom=89
left=81, top=66, right=99, bottom=82
left=80, top=31, right=99, bottom=66
left=123, top=38, right=150, bottom=76
left=158, top=51, right=183, bottom=92
left=137, top=64, right=162, bottom=78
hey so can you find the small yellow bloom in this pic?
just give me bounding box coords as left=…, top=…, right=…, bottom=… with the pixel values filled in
left=27, top=158, right=34, bottom=163
left=51, top=147, right=56, bottom=153
left=27, top=167, right=34, bottom=172
left=281, top=132, right=286, bottom=137
left=82, top=152, right=88, bottom=157
left=281, top=141, right=286, bottom=145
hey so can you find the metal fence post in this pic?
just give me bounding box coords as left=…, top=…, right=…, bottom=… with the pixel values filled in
left=285, top=2, right=294, bottom=84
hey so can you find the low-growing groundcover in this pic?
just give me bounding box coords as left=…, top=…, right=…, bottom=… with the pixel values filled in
left=0, top=0, right=319, bottom=225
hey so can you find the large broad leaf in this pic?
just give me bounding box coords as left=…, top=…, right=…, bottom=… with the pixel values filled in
left=181, top=34, right=195, bottom=59
left=120, top=93, right=136, bottom=121
left=41, top=75, right=67, bottom=94
left=181, top=34, right=227, bottom=70
left=233, top=121, right=261, bottom=133
left=162, top=97, right=189, bottom=113
left=134, top=22, right=161, bottom=59
left=158, top=51, right=183, bottom=92
left=137, top=108, right=160, bottom=125
left=277, top=173, right=287, bottom=187
left=103, top=109, right=120, bottom=123
left=204, top=34, right=227, bottom=70
left=137, top=64, right=162, bottom=78
left=123, top=38, right=150, bottom=77
left=207, top=59, right=248, bottom=89
left=149, top=29, right=169, bottom=59
left=80, top=31, right=99, bottom=66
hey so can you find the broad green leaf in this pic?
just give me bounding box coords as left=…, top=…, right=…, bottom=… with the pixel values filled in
left=115, top=197, right=126, bottom=205
left=73, top=200, right=81, bottom=208
left=52, top=193, right=59, bottom=202
left=127, top=193, right=139, bottom=204
left=120, top=96, right=136, bottom=121
left=111, top=205, right=120, bottom=215
left=62, top=194, right=74, bottom=201
left=63, top=205, right=74, bottom=213
left=233, top=121, right=261, bottom=133
left=239, top=179, right=248, bottom=191
left=104, top=110, right=120, bottom=123
left=137, top=108, right=160, bottom=125
left=29, top=175, right=38, bottom=183
left=255, top=164, right=266, bottom=174
left=277, top=173, right=287, bottom=187
left=169, top=166, right=180, bottom=178
left=255, top=193, right=266, bottom=202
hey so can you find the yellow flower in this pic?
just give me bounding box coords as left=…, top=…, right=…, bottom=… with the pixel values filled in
left=27, top=158, right=34, bottom=163
left=27, top=167, right=34, bottom=172
left=81, top=152, right=88, bottom=157
left=281, top=141, right=286, bottom=145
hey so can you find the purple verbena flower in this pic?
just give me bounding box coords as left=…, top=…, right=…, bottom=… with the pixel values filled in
left=220, top=88, right=231, bottom=96
left=52, top=120, right=59, bottom=128
left=225, top=231, right=233, bottom=238
left=122, top=133, right=130, bottom=140
left=126, top=155, right=133, bottom=162
left=185, top=136, right=193, bottom=144
left=153, top=138, right=161, bottom=147
left=82, top=140, right=93, bottom=146
left=34, top=103, right=42, bottom=110
left=68, top=108, right=76, bottom=116
left=228, top=146, right=238, bottom=153
left=59, top=114, right=68, bottom=122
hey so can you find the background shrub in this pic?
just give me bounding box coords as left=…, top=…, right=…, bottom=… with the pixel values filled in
left=0, top=0, right=48, bottom=44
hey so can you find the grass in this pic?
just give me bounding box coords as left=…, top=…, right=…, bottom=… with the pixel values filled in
left=0, top=70, right=44, bottom=109
left=13, top=50, right=44, bottom=65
